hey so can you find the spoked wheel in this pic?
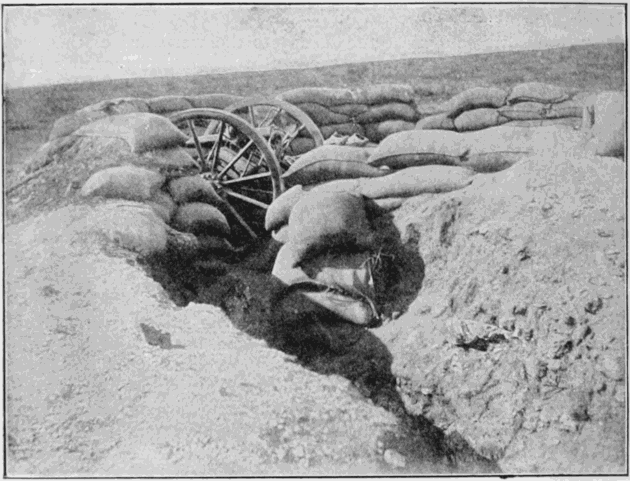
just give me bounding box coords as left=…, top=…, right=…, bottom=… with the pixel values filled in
left=225, top=97, right=324, bottom=170
left=168, top=108, right=284, bottom=246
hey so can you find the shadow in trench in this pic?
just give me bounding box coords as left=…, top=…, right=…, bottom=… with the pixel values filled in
left=139, top=212, right=500, bottom=475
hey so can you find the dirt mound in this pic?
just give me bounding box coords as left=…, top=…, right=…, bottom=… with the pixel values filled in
left=374, top=145, right=626, bottom=473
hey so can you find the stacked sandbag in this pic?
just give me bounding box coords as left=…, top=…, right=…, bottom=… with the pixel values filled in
left=581, top=91, right=625, bottom=158
left=278, top=84, right=419, bottom=143
left=416, top=83, right=584, bottom=133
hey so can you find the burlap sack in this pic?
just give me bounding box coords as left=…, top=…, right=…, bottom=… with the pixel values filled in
left=351, top=84, right=415, bottom=105
left=136, top=147, right=198, bottom=170
left=287, top=191, right=375, bottom=266
left=48, top=110, right=109, bottom=141
left=416, top=113, right=456, bottom=131
left=439, top=87, right=507, bottom=118
left=300, top=287, right=379, bottom=326
left=364, top=120, right=416, bottom=143
left=74, top=113, right=188, bottom=154
left=278, top=87, right=355, bottom=107
left=80, top=165, right=165, bottom=201
left=294, top=102, right=351, bottom=126
left=498, top=102, right=548, bottom=121
left=367, top=130, right=468, bottom=169
left=271, top=243, right=313, bottom=285
left=265, top=185, right=307, bottom=231
left=356, top=102, right=419, bottom=124
left=172, top=202, right=230, bottom=237
left=546, top=99, right=584, bottom=119
left=185, top=94, right=244, bottom=109
left=168, top=175, right=224, bottom=207
left=146, top=189, right=177, bottom=223
left=281, top=145, right=386, bottom=186
left=146, top=96, right=193, bottom=114
left=359, top=166, right=475, bottom=198
left=328, top=103, right=370, bottom=117
left=454, top=108, right=508, bottom=132
left=285, top=137, right=317, bottom=156
left=507, top=82, right=571, bottom=105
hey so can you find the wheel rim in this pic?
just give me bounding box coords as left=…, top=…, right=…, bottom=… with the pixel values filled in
left=168, top=108, right=284, bottom=245
left=225, top=97, right=324, bottom=170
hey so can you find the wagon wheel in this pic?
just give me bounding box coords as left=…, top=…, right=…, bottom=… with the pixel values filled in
left=225, top=97, right=324, bottom=170
left=168, top=108, right=284, bottom=245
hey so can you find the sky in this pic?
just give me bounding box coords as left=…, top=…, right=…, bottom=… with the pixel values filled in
left=3, top=4, right=625, bottom=89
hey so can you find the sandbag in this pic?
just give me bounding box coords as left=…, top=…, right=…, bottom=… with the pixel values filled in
left=416, top=113, right=456, bottom=131
left=439, top=87, right=507, bottom=118
left=301, top=288, right=379, bottom=326
left=498, top=102, right=547, bottom=121
left=367, top=130, right=468, bottom=169
left=137, top=146, right=198, bottom=170
left=80, top=165, right=165, bottom=202
left=364, top=120, right=416, bottom=143
left=272, top=243, right=313, bottom=285
left=185, top=94, right=244, bottom=109
left=172, top=202, right=230, bottom=237
left=271, top=224, right=291, bottom=244
left=281, top=145, right=386, bottom=187
left=302, top=251, right=376, bottom=300
left=265, top=184, right=307, bottom=231
left=287, top=191, right=375, bottom=266
left=328, top=103, right=369, bottom=117
left=48, top=110, right=109, bottom=141
left=454, top=108, right=508, bottom=132
left=294, top=102, right=351, bottom=126
left=507, top=82, right=571, bottom=105
left=582, top=91, right=625, bottom=157
left=81, top=98, right=150, bottom=115
left=74, top=113, right=188, bottom=154
left=168, top=175, right=224, bottom=206
left=285, top=137, right=317, bottom=156
left=359, top=166, right=475, bottom=198
left=278, top=87, right=355, bottom=107
left=356, top=102, right=419, bottom=124
left=351, top=84, right=415, bottom=105
left=320, top=123, right=365, bottom=139
left=546, top=99, right=584, bottom=119
left=146, top=96, right=193, bottom=114
left=88, top=200, right=168, bottom=256
left=365, top=197, right=406, bottom=217
left=146, top=189, right=177, bottom=222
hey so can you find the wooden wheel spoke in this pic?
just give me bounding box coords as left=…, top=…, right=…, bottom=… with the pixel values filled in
left=217, top=140, right=254, bottom=179
left=260, top=107, right=282, bottom=127
left=187, top=119, right=206, bottom=169
left=247, top=106, right=256, bottom=127
left=221, top=200, right=258, bottom=240
left=222, top=188, right=270, bottom=209
left=207, top=121, right=226, bottom=172
left=222, top=172, right=271, bottom=185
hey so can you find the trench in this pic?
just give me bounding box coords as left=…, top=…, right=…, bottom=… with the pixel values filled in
left=138, top=212, right=500, bottom=475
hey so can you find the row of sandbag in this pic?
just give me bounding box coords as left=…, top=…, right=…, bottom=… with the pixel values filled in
left=416, top=83, right=585, bottom=132
left=48, top=94, right=244, bottom=141
left=277, top=85, right=419, bottom=143
left=79, top=164, right=236, bottom=255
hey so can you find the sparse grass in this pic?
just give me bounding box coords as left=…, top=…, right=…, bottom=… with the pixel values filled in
left=3, top=42, right=625, bottom=181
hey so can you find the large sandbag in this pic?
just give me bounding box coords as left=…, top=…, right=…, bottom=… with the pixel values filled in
left=271, top=224, right=291, bottom=244
left=328, top=103, right=370, bottom=117
left=81, top=97, right=150, bottom=115
left=80, top=165, right=165, bottom=201
left=507, top=82, right=571, bottom=104
left=146, top=96, right=193, bottom=114
left=74, top=113, right=188, bottom=154
left=351, top=84, right=415, bottom=105
left=320, top=123, right=365, bottom=139
left=48, top=110, right=109, bottom=141
left=293, top=102, right=350, bottom=126
left=285, top=137, right=317, bottom=156
left=302, top=251, right=376, bottom=300
left=146, top=189, right=177, bottom=223
left=287, top=191, right=375, bottom=266
left=168, top=175, right=224, bottom=206
left=300, top=287, right=379, bottom=327
left=546, top=99, right=584, bottom=119
left=136, top=146, right=198, bottom=170
left=454, top=108, right=509, bottom=132
left=172, top=202, right=230, bottom=237
left=281, top=145, right=386, bottom=187
left=416, top=113, right=456, bottom=131
left=278, top=87, right=355, bottom=107
left=185, top=94, right=244, bottom=109
left=88, top=200, right=169, bottom=256
left=356, top=102, right=419, bottom=124
left=364, top=197, right=406, bottom=217
left=582, top=91, right=625, bottom=157
left=272, top=243, right=312, bottom=285
left=498, top=102, right=547, bottom=121
left=265, top=184, right=307, bottom=231
left=359, top=166, right=475, bottom=198
left=364, top=120, right=416, bottom=143
left=367, top=130, right=468, bottom=169
left=439, top=87, right=507, bottom=118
